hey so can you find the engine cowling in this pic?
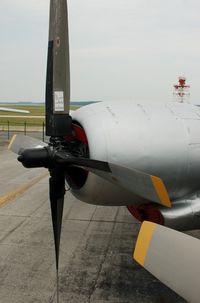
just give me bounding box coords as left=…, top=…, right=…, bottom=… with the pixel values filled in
left=69, top=101, right=200, bottom=206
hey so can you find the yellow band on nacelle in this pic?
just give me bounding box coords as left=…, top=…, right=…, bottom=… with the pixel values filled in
left=151, top=175, right=171, bottom=208
left=133, top=221, right=156, bottom=266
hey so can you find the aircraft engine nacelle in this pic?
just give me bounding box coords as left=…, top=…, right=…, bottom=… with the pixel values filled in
left=128, top=193, right=200, bottom=231
left=159, top=194, right=200, bottom=230
left=69, top=101, right=200, bottom=206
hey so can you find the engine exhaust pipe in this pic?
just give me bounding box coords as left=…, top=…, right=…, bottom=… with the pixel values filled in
left=128, top=193, right=200, bottom=231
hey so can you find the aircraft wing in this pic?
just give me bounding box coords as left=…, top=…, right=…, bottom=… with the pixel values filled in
left=0, top=108, right=74, bottom=116
left=134, top=221, right=200, bottom=303
left=0, top=107, right=30, bottom=114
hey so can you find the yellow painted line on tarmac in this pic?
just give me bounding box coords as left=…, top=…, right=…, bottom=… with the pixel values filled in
left=8, top=134, right=17, bottom=150
left=0, top=172, right=48, bottom=206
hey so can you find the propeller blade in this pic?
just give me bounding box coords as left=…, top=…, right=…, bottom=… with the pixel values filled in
left=46, top=0, right=72, bottom=137
left=11, top=144, right=171, bottom=208
left=56, top=153, right=171, bottom=207
left=134, top=221, right=200, bottom=303
left=49, top=169, right=66, bottom=303
left=8, top=134, right=47, bottom=155
left=49, top=169, right=65, bottom=271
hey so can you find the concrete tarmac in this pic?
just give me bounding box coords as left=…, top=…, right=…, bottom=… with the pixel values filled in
left=0, top=144, right=188, bottom=303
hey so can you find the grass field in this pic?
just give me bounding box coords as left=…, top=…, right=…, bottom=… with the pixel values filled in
left=0, top=105, right=78, bottom=124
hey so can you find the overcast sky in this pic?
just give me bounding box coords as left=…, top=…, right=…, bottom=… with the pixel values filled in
left=1, top=0, right=200, bottom=103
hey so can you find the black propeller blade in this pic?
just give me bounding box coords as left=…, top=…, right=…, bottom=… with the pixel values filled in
left=49, top=169, right=66, bottom=271
left=46, top=0, right=72, bottom=137
left=18, top=147, right=171, bottom=208
left=45, top=0, right=72, bottom=300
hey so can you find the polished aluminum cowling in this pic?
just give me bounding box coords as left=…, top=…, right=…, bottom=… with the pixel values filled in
left=158, top=193, right=200, bottom=230
left=70, top=101, right=200, bottom=207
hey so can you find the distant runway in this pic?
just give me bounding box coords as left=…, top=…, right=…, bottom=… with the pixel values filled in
left=0, top=145, right=187, bottom=302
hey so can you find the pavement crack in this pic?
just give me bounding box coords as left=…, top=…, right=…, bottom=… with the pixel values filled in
left=88, top=208, right=120, bottom=303
left=0, top=219, right=25, bottom=243
left=65, top=218, right=138, bottom=225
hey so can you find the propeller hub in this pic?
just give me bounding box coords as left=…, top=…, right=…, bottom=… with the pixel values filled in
left=18, top=148, right=51, bottom=168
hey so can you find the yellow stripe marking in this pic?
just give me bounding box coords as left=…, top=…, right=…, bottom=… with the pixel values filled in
left=0, top=172, right=48, bottom=206
left=133, top=221, right=156, bottom=266
left=151, top=175, right=171, bottom=208
left=8, top=134, right=17, bottom=150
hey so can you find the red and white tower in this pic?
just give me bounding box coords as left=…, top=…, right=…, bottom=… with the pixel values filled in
left=173, top=76, right=190, bottom=103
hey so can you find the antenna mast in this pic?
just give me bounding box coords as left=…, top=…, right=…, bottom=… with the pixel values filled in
left=173, top=76, right=190, bottom=103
